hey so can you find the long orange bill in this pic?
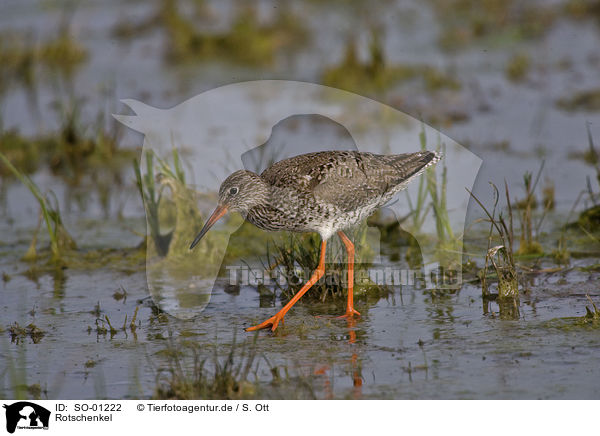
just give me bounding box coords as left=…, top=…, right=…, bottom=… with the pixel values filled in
left=189, top=204, right=228, bottom=249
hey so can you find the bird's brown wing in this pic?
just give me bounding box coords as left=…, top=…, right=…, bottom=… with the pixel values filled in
left=261, top=151, right=438, bottom=212
left=309, top=154, right=380, bottom=212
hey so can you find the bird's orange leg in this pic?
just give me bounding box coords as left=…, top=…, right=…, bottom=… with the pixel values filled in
left=246, top=240, right=327, bottom=332
left=337, top=231, right=360, bottom=318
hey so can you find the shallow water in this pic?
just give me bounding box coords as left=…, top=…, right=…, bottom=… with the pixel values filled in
left=2, top=216, right=599, bottom=399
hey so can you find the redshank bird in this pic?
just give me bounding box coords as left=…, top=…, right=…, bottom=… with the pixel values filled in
left=190, top=150, right=441, bottom=331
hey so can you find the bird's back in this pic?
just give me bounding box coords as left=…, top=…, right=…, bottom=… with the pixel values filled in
left=261, top=150, right=440, bottom=212
left=244, top=150, right=440, bottom=238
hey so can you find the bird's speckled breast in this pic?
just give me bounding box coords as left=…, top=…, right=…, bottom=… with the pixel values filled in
left=246, top=190, right=384, bottom=239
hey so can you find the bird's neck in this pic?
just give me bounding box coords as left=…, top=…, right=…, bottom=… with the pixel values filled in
left=244, top=173, right=272, bottom=209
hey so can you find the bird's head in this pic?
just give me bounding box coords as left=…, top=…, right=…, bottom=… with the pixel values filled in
left=190, top=170, right=268, bottom=249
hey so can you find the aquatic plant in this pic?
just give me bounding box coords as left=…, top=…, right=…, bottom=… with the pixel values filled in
left=322, top=31, right=460, bottom=95
left=468, top=182, right=518, bottom=299
left=135, top=147, right=219, bottom=262
left=1, top=339, right=46, bottom=399
left=584, top=294, right=600, bottom=322
left=568, top=123, right=600, bottom=171
left=154, top=333, right=318, bottom=399
left=153, top=149, right=206, bottom=257
left=557, top=89, right=600, bottom=112
left=0, top=129, right=41, bottom=177
left=0, top=24, right=87, bottom=88
left=515, top=167, right=544, bottom=256
left=584, top=123, right=600, bottom=199
left=0, top=151, right=76, bottom=262
left=552, top=232, right=570, bottom=264
left=8, top=322, right=46, bottom=344
left=91, top=307, right=139, bottom=339
left=113, top=1, right=307, bottom=66
left=565, top=125, right=600, bottom=234
left=134, top=151, right=171, bottom=257
left=39, top=101, right=132, bottom=185
left=542, top=179, right=555, bottom=210
left=1, top=99, right=134, bottom=222
left=405, top=129, right=432, bottom=234
left=430, top=0, right=556, bottom=51
left=564, top=0, right=600, bottom=22
left=405, top=127, right=459, bottom=269
left=154, top=334, right=260, bottom=400
left=505, top=52, right=531, bottom=82
left=265, top=222, right=388, bottom=304
left=424, top=140, right=454, bottom=252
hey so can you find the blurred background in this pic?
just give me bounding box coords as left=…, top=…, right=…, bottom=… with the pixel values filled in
left=1, top=0, right=599, bottom=226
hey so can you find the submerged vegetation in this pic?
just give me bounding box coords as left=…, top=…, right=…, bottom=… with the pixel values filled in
left=564, top=0, right=600, bottom=26
left=0, top=129, right=42, bottom=177
left=569, top=125, right=600, bottom=234
left=505, top=52, right=531, bottom=82
left=8, top=322, right=46, bottom=344
left=514, top=167, right=545, bottom=256
left=154, top=334, right=317, bottom=400
left=583, top=294, right=600, bottom=323
left=429, top=0, right=555, bottom=51
left=462, top=126, right=600, bottom=318
left=134, top=148, right=231, bottom=266
left=134, top=151, right=173, bottom=258
left=421, top=134, right=456, bottom=262
left=155, top=337, right=260, bottom=400
left=0, top=110, right=131, bottom=182
left=322, top=31, right=461, bottom=95
left=0, top=150, right=76, bottom=262
left=402, top=128, right=460, bottom=274
left=0, top=100, right=137, bottom=225
left=468, top=183, right=518, bottom=301
left=264, top=223, right=389, bottom=305
left=545, top=295, right=600, bottom=330
left=557, top=89, right=600, bottom=112
left=113, top=1, right=307, bottom=65
left=0, top=27, right=87, bottom=89
left=0, top=98, right=137, bottom=264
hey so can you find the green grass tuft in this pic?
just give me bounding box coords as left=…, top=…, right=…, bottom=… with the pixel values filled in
left=0, top=151, right=76, bottom=262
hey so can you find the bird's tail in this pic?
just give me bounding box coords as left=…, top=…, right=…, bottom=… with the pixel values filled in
left=392, top=150, right=442, bottom=181
left=381, top=150, right=442, bottom=193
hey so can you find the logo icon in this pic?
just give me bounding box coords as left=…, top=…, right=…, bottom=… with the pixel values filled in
left=3, top=402, right=50, bottom=434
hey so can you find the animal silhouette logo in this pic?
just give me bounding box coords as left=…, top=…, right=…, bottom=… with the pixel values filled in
left=3, top=402, right=50, bottom=433
left=114, top=80, right=481, bottom=319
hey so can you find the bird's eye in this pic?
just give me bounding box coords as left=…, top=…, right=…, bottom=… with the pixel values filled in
left=229, top=187, right=239, bottom=195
